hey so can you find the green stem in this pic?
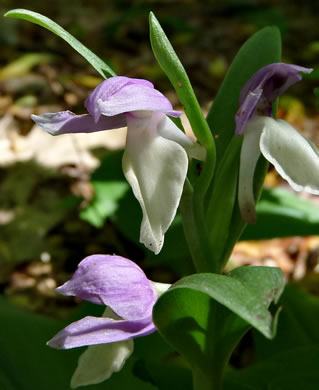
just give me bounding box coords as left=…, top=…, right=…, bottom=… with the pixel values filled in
left=149, top=12, right=215, bottom=151
left=180, top=179, right=218, bottom=273
left=204, top=137, right=242, bottom=270
left=192, top=302, right=250, bottom=390
left=195, top=144, right=216, bottom=203
left=183, top=128, right=216, bottom=274
left=192, top=368, right=223, bottom=390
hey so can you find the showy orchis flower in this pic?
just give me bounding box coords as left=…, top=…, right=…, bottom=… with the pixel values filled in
left=47, top=254, right=170, bottom=388
left=235, top=63, right=312, bottom=136
left=235, top=63, right=319, bottom=223
left=32, top=77, right=205, bottom=254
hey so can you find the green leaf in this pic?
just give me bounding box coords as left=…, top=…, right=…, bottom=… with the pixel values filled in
left=134, top=332, right=193, bottom=390
left=5, top=9, right=116, bottom=78
left=241, top=187, right=319, bottom=240
left=205, top=27, right=281, bottom=269
left=224, top=285, right=319, bottom=389
left=206, top=26, right=281, bottom=164
left=140, top=360, right=193, bottom=390
left=176, top=266, right=284, bottom=338
left=0, top=53, right=54, bottom=79
left=80, top=151, right=129, bottom=228
left=153, top=266, right=284, bottom=378
left=254, top=284, right=319, bottom=361
left=224, top=346, right=319, bottom=390
left=0, top=297, right=79, bottom=390
left=0, top=298, right=155, bottom=390
left=80, top=181, right=129, bottom=228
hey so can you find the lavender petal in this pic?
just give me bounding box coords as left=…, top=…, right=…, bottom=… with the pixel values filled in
left=31, top=111, right=126, bottom=135
left=47, top=315, right=155, bottom=349
left=56, top=255, right=156, bottom=320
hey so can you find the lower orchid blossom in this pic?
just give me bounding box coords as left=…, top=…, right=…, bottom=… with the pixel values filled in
left=32, top=76, right=205, bottom=254
left=235, top=63, right=319, bottom=223
left=47, top=254, right=170, bottom=388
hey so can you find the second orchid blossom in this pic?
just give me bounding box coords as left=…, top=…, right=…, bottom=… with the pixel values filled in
left=235, top=63, right=319, bottom=223
left=47, top=254, right=170, bottom=388
left=32, top=76, right=205, bottom=254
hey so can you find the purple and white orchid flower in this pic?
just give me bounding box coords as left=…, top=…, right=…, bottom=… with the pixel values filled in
left=235, top=63, right=319, bottom=223
left=47, top=254, right=170, bottom=388
left=32, top=76, right=205, bottom=254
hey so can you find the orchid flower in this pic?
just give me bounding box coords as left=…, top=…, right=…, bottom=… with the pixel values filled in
left=47, top=254, right=170, bottom=388
left=32, top=76, right=205, bottom=254
left=235, top=63, right=319, bottom=223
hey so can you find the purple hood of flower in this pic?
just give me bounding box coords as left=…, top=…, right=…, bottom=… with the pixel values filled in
left=85, top=76, right=180, bottom=121
left=235, top=63, right=312, bottom=135
left=47, top=255, right=158, bottom=349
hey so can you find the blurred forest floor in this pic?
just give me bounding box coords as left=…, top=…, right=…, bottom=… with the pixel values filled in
left=0, top=0, right=319, bottom=316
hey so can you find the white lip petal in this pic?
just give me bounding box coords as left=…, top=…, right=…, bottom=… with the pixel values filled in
left=238, top=116, right=264, bottom=223
left=260, top=118, right=319, bottom=195
left=123, top=112, right=188, bottom=254
left=157, top=116, right=206, bottom=160
left=70, top=341, right=134, bottom=388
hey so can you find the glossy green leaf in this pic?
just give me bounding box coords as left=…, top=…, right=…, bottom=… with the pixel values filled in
left=5, top=9, right=116, bottom=78
left=174, top=266, right=284, bottom=338
left=153, top=266, right=284, bottom=376
left=241, top=187, right=319, bottom=240
left=206, top=26, right=281, bottom=164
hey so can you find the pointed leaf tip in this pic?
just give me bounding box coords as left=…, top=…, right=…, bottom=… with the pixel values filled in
left=4, top=8, right=115, bottom=79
